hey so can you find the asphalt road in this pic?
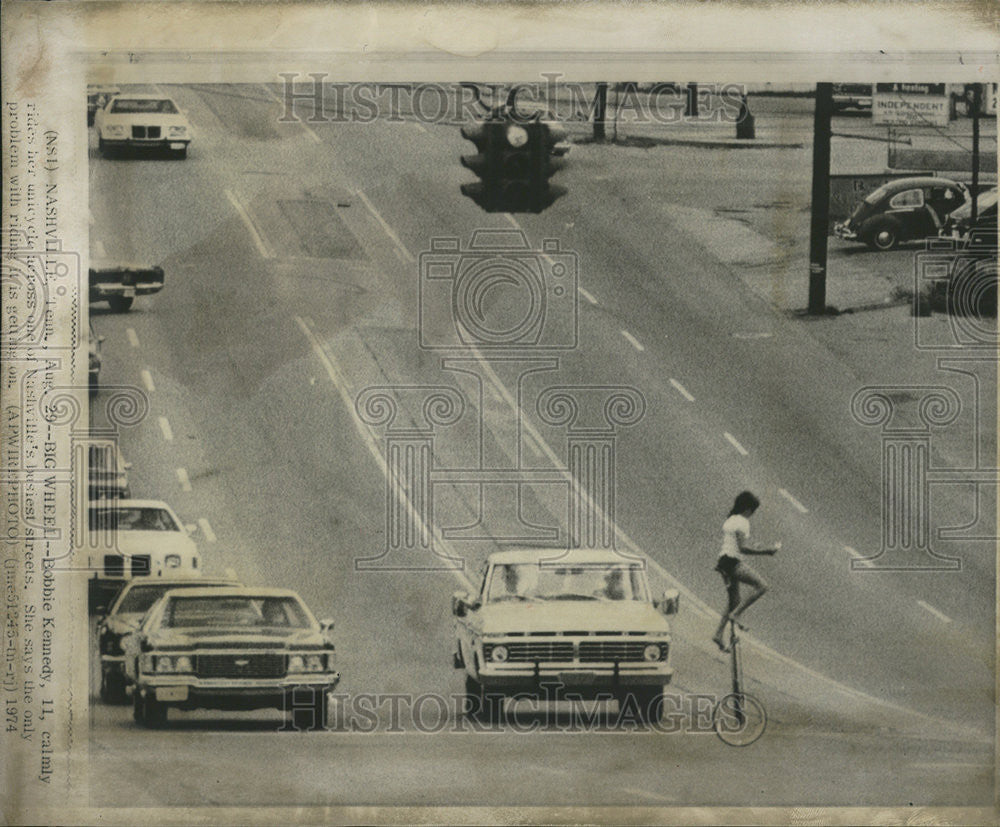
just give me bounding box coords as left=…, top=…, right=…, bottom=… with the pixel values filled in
left=85, top=84, right=994, bottom=808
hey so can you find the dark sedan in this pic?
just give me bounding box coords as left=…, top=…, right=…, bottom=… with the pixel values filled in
left=124, top=587, right=339, bottom=729
left=835, top=177, right=967, bottom=250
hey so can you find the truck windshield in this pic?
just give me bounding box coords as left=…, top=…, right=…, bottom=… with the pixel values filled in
left=487, top=563, right=648, bottom=602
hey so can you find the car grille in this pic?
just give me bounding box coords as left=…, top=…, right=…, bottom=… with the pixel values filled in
left=578, top=642, right=649, bottom=662
left=195, top=654, right=287, bottom=679
left=132, top=125, right=161, bottom=140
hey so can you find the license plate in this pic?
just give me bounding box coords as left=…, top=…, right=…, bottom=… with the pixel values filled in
left=561, top=671, right=595, bottom=685
left=156, top=686, right=188, bottom=702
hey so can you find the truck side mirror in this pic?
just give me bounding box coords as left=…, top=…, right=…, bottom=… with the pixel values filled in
left=452, top=591, right=478, bottom=617
left=319, top=618, right=335, bottom=634
left=655, top=589, right=680, bottom=616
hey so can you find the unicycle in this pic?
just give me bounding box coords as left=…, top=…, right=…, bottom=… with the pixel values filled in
left=712, top=616, right=767, bottom=746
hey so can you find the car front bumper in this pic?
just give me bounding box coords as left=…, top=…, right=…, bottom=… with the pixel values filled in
left=136, top=673, right=341, bottom=709
left=477, top=663, right=673, bottom=691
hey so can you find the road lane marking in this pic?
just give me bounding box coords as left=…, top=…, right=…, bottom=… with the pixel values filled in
left=295, top=315, right=474, bottom=590
left=126, top=328, right=140, bottom=348
left=176, top=468, right=192, bottom=492
left=723, top=432, right=749, bottom=456
left=577, top=287, right=598, bottom=305
left=225, top=189, right=272, bottom=259
left=198, top=517, right=217, bottom=543
left=157, top=416, right=173, bottom=442
left=411, top=120, right=428, bottom=135
left=620, top=330, right=645, bottom=352
left=261, top=83, right=322, bottom=144
left=778, top=488, right=809, bottom=513
left=917, top=600, right=953, bottom=623
left=356, top=189, right=415, bottom=263
left=669, top=378, right=695, bottom=402
left=93, top=239, right=107, bottom=259
left=141, top=369, right=155, bottom=393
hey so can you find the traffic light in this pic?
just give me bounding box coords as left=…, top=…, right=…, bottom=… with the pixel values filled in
left=460, top=116, right=568, bottom=213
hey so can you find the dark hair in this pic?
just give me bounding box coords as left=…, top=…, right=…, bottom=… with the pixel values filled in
left=729, top=491, right=760, bottom=517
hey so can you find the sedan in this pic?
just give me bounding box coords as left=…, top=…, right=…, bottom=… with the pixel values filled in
left=124, top=587, right=339, bottom=729
left=94, top=94, right=192, bottom=158
left=97, top=577, right=241, bottom=703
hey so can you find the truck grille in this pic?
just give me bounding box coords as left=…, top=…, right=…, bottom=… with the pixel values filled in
left=132, top=125, right=161, bottom=139
left=579, top=641, right=649, bottom=662
left=195, top=654, right=287, bottom=679
left=503, top=642, right=574, bottom=662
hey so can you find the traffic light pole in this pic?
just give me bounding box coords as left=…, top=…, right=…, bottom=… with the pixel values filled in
left=971, top=83, right=981, bottom=226
left=808, top=82, right=834, bottom=315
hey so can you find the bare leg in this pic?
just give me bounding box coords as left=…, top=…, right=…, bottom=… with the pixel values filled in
left=727, top=563, right=768, bottom=627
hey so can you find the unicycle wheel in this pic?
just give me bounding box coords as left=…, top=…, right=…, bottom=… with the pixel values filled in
left=713, top=692, right=767, bottom=746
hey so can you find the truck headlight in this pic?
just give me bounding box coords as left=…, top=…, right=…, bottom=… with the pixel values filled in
left=155, top=656, right=174, bottom=673
left=306, top=654, right=325, bottom=672
left=105, top=124, right=125, bottom=136
left=168, top=126, right=188, bottom=137
left=489, top=645, right=509, bottom=663
left=642, top=644, right=662, bottom=662
left=288, top=655, right=304, bottom=672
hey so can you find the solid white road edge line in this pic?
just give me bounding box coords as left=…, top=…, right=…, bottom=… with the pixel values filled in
left=295, top=315, right=473, bottom=591
left=225, top=189, right=272, bottom=259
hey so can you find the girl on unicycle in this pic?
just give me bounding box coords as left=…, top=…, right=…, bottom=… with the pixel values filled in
left=712, top=491, right=780, bottom=652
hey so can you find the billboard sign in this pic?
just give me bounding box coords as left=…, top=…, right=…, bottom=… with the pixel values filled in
left=873, top=82, right=949, bottom=126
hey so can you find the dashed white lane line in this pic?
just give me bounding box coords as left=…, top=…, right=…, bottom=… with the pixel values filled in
left=578, top=287, right=598, bottom=305
left=157, top=416, right=174, bottom=442
left=356, top=189, right=415, bottom=263
left=620, top=330, right=645, bottom=352
left=198, top=517, right=218, bottom=543
left=126, top=328, right=140, bottom=348
left=176, top=468, right=192, bottom=492
left=261, top=83, right=322, bottom=144
left=140, top=369, right=155, bottom=393
left=723, top=432, right=749, bottom=456
left=411, top=120, right=428, bottom=135
left=917, top=600, right=953, bottom=624
left=93, top=239, right=107, bottom=259
left=669, top=378, right=695, bottom=402
left=225, top=189, right=272, bottom=259
left=778, top=487, right=809, bottom=513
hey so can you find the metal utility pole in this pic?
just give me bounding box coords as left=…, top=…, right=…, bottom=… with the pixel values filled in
left=971, top=83, right=981, bottom=226
left=808, top=82, right=834, bottom=315
left=594, top=83, right=608, bottom=142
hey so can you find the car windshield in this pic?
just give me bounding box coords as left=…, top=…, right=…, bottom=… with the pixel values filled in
left=89, top=506, right=179, bottom=532
left=164, top=596, right=311, bottom=629
left=115, top=582, right=220, bottom=614
left=486, top=562, right=648, bottom=602
left=110, top=98, right=179, bottom=114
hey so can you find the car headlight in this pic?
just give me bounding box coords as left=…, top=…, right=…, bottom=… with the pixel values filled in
left=164, top=554, right=181, bottom=568
left=105, top=124, right=125, bottom=136
left=642, top=644, right=662, bottom=662
left=168, top=126, right=188, bottom=137
left=155, top=656, right=174, bottom=673
left=489, top=644, right=509, bottom=663
left=174, top=656, right=192, bottom=673
left=306, top=654, right=325, bottom=672
left=288, top=655, right=304, bottom=672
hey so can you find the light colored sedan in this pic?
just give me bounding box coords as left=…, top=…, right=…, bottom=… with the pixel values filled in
left=94, top=94, right=192, bottom=158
